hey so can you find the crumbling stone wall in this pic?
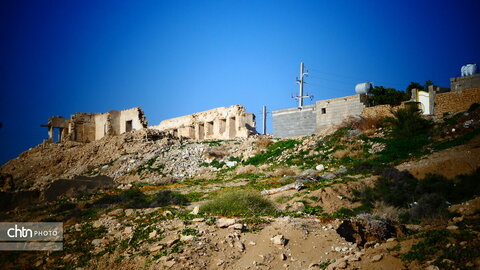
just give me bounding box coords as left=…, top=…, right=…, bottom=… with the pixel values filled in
left=151, top=105, right=256, bottom=140
left=434, top=88, right=480, bottom=117
left=43, top=107, right=148, bottom=143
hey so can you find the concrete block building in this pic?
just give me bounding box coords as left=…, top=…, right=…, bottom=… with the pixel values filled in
left=272, top=94, right=367, bottom=138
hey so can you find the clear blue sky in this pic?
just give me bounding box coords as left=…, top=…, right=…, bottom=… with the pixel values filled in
left=1, top=0, right=479, bottom=165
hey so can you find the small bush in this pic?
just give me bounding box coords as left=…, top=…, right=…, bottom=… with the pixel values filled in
left=154, top=190, right=188, bottom=207
left=372, top=201, right=404, bottom=222
left=256, top=137, right=273, bottom=148
left=409, top=193, right=446, bottom=220
left=385, top=103, right=432, bottom=139
left=236, top=165, right=259, bottom=175
left=467, top=102, right=480, bottom=113
left=200, top=191, right=276, bottom=217
left=270, top=167, right=296, bottom=177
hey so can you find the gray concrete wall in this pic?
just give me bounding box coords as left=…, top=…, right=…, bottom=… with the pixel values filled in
left=316, top=94, right=366, bottom=131
left=272, top=105, right=316, bottom=138
left=450, top=74, right=480, bottom=91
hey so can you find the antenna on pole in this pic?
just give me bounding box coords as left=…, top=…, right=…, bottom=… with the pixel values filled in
left=292, top=62, right=313, bottom=107
left=262, top=105, right=267, bottom=135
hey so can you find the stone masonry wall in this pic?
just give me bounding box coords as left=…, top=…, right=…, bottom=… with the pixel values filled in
left=361, top=105, right=395, bottom=119
left=450, top=74, right=480, bottom=92
left=272, top=105, right=316, bottom=138
left=435, top=88, right=480, bottom=117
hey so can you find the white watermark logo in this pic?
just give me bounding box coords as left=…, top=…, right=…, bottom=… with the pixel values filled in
left=0, top=222, right=63, bottom=250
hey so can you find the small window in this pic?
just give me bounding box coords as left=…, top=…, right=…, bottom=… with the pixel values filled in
left=321, top=108, right=326, bottom=114
left=126, top=120, right=133, bottom=132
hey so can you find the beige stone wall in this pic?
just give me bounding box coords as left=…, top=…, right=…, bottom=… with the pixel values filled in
left=44, top=107, right=148, bottom=143
left=151, top=105, right=256, bottom=140
left=361, top=105, right=395, bottom=119
left=434, top=88, right=480, bottom=117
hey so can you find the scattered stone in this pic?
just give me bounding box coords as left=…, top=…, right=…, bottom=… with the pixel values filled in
left=149, top=230, right=157, bottom=239
left=249, top=241, right=256, bottom=246
left=334, top=166, right=347, bottom=174
left=109, top=208, right=123, bottom=216
left=92, top=220, right=102, bottom=228
left=234, top=241, right=245, bottom=252
left=446, top=225, right=458, bottom=230
left=229, top=223, right=244, bottom=230
left=125, top=209, right=134, bottom=216
left=452, top=216, right=464, bottom=223
left=320, top=173, right=336, bottom=180
left=149, top=245, right=163, bottom=252
left=327, top=258, right=347, bottom=269
left=315, top=164, right=325, bottom=171
left=261, top=181, right=304, bottom=195
left=216, top=259, right=225, bottom=266
left=271, top=235, right=287, bottom=246
left=192, top=218, right=205, bottom=222
left=217, top=218, right=236, bottom=228
left=163, top=260, right=175, bottom=268
left=91, top=239, right=105, bottom=246
left=226, top=161, right=237, bottom=167
left=425, top=265, right=439, bottom=270
left=163, top=210, right=172, bottom=216
left=371, top=254, right=383, bottom=262
left=405, top=224, right=422, bottom=231
left=124, top=226, right=133, bottom=234
left=191, top=205, right=200, bottom=215
left=280, top=253, right=287, bottom=261
left=386, top=237, right=396, bottom=242
left=180, top=235, right=194, bottom=242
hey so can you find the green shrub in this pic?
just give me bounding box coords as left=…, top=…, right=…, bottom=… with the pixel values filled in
left=200, top=191, right=276, bottom=217
left=154, top=190, right=188, bottom=206
left=386, top=103, right=432, bottom=139
left=368, top=86, right=408, bottom=106
left=244, top=139, right=300, bottom=165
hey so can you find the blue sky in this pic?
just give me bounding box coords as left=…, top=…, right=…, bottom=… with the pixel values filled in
left=0, top=0, right=479, bottom=165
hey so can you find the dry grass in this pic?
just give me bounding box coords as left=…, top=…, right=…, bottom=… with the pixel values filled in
left=270, top=167, right=296, bottom=177
left=351, top=117, right=382, bottom=134
left=372, top=201, right=405, bottom=222
left=236, top=165, right=259, bottom=175
left=256, top=137, right=273, bottom=149
left=332, top=140, right=364, bottom=159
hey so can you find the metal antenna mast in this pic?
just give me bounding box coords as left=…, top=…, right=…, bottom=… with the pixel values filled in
left=292, top=62, right=313, bottom=107
left=262, top=105, right=267, bottom=135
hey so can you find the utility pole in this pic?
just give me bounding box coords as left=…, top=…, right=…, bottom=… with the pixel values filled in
left=292, top=62, right=313, bottom=107
left=262, top=105, right=267, bottom=135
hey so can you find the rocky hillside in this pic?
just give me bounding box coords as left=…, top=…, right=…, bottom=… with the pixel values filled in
left=1, top=103, right=480, bottom=270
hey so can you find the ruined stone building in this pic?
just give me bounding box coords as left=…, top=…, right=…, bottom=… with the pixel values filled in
left=43, top=105, right=256, bottom=143
left=42, top=107, right=148, bottom=143
left=149, top=105, right=256, bottom=140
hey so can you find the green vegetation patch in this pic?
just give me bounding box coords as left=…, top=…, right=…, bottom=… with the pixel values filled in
left=244, top=139, right=300, bottom=165
left=200, top=190, right=276, bottom=217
